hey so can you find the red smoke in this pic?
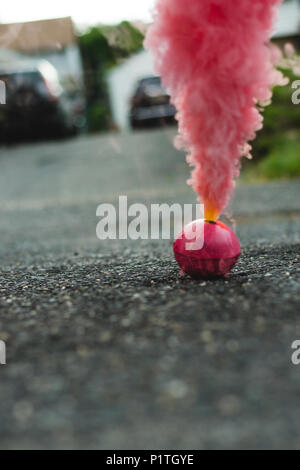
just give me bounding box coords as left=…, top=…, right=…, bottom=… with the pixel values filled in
left=145, top=0, right=287, bottom=219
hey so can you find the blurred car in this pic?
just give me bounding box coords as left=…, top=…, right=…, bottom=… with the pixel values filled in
left=0, top=60, right=85, bottom=141
left=130, top=76, right=176, bottom=129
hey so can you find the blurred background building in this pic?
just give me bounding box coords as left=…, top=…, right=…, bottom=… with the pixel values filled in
left=1, top=0, right=299, bottom=134
left=0, top=17, right=84, bottom=93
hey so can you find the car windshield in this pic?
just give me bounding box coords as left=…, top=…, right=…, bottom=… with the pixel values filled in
left=0, top=71, right=41, bottom=89
left=140, top=77, right=161, bottom=86
left=138, top=77, right=166, bottom=96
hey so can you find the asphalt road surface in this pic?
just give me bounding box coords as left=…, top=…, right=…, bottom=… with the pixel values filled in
left=0, top=129, right=300, bottom=450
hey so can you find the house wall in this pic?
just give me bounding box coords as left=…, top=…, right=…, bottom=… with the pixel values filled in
left=274, top=0, right=300, bottom=38
left=0, top=48, right=22, bottom=65
left=23, top=45, right=84, bottom=93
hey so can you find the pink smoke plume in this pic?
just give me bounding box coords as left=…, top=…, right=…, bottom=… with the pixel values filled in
left=145, top=0, right=287, bottom=220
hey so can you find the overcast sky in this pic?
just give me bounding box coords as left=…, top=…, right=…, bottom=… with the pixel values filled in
left=0, top=0, right=155, bottom=26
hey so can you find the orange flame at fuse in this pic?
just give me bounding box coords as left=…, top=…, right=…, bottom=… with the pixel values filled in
left=204, top=200, right=220, bottom=222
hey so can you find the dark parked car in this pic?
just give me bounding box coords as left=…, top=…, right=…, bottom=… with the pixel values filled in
left=0, top=60, right=85, bottom=141
left=130, top=76, right=176, bottom=129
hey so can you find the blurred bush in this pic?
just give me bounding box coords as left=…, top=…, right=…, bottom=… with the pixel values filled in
left=87, top=102, right=110, bottom=132
left=243, top=67, right=300, bottom=180
left=258, top=134, right=300, bottom=179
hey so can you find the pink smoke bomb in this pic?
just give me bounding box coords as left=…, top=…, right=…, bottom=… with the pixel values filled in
left=173, top=220, right=241, bottom=279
